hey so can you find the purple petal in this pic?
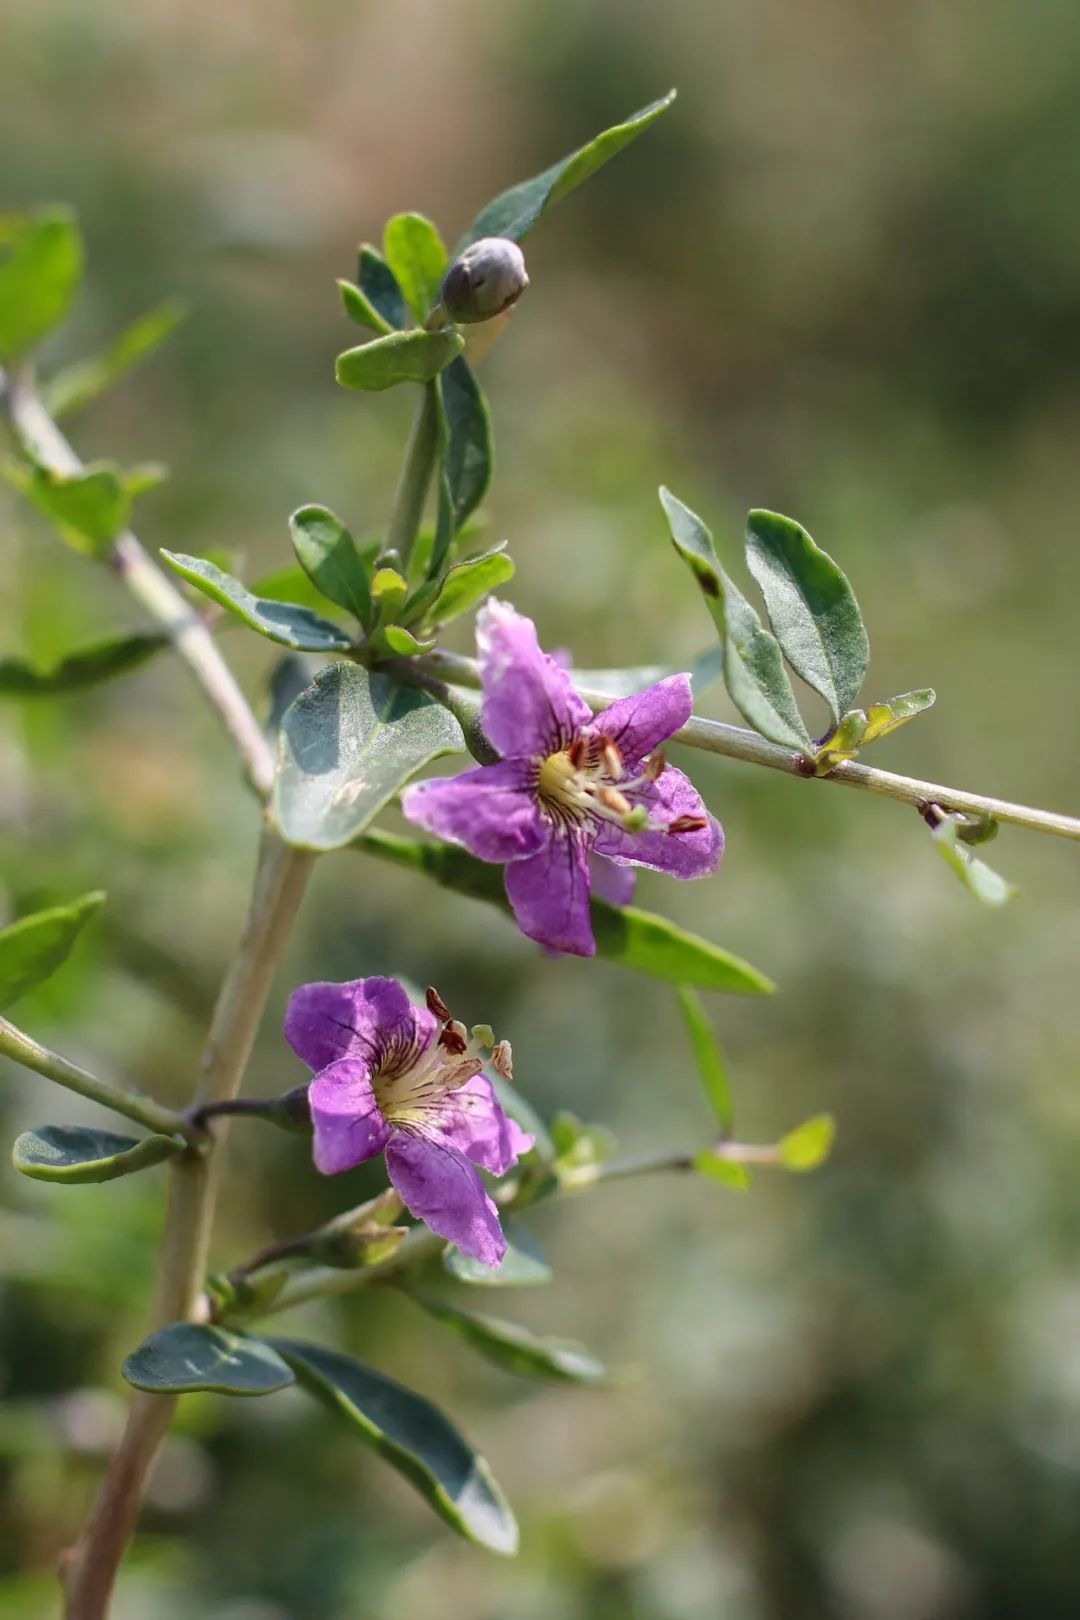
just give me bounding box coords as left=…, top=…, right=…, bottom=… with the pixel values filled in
left=309, top=1058, right=390, bottom=1174
left=285, top=977, right=435, bottom=1075
left=588, top=853, right=637, bottom=908
left=433, top=1074, right=534, bottom=1177
left=401, top=759, right=545, bottom=863
left=386, top=1127, right=506, bottom=1267
left=477, top=599, right=591, bottom=760
left=592, top=765, right=724, bottom=878
left=504, top=828, right=595, bottom=956
left=589, top=674, right=693, bottom=768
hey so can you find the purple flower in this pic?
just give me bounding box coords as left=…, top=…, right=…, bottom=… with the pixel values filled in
left=285, top=976, right=532, bottom=1268
left=402, top=601, right=723, bottom=956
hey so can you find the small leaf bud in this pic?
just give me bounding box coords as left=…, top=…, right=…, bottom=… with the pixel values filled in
left=440, top=237, right=529, bottom=324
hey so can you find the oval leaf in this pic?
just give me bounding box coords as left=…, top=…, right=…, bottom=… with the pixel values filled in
left=124, top=1323, right=295, bottom=1396
left=0, top=209, right=84, bottom=361
left=274, top=664, right=465, bottom=851
left=438, top=358, right=493, bottom=536
left=289, top=505, right=372, bottom=627
left=459, top=91, right=676, bottom=249
left=0, top=633, right=167, bottom=697
left=406, top=1290, right=607, bottom=1384
left=931, top=814, right=1016, bottom=907
left=383, top=213, right=448, bottom=326
left=444, top=1220, right=552, bottom=1287
left=336, top=329, right=464, bottom=392
left=357, top=244, right=407, bottom=332
left=426, top=546, right=515, bottom=628
left=43, top=298, right=187, bottom=420
left=160, top=552, right=352, bottom=652
left=660, top=488, right=812, bottom=751
left=13, top=1123, right=183, bottom=1184
left=777, top=1113, right=836, bottom=1172
left=862, top=688, right=935, bottom=745
left=337, top=278, right=394, bottom=336
left=268, top=1338, right=518, bottom=1555
left=745, top=509, right=869, bottom=723
left=0, top=890, right=103, bottom=1010
left=8, top=461, right=130, bottom=555
left=693, top=1148, right=751, bottom=1191
left=354, top=830, right=776, bottom=994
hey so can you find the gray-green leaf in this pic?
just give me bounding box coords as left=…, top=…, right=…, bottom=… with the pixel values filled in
left=932, top=813, right=1016, bottom=906
left=289, top=505, right=372, bottom=627
left=744, top=509, right=869, bottom=723
left=0, top=891, right=104, bottom=1010
left=124, top=1324, right=295, bottom=1396
left=425, top=546, right=514, bottom=627
left=7, top=461, right=131, bottom=555
left=438, top=357, right=493, bottom=535
left=358, top=245, right=408, bottom=331
left=459, top=91, right=677, bottom=249
left=443, top=1220, right=552, bottom=1287
left=0, top=633, right=167, bottom=697
left=42, top=298, right=186, bottom=419
left=405, top=1291, right=607, bottom=1384
left=13, top=1124, right=184, bottom=1184
left=0, top=209, right=84, bottom=361
left=355, top=829, right=776, bottom=994
left=383, top=213, right=449, bottom=325
left=336, top=328, right=464, bottom=392
left=268, top=1339, right=518, bottom=1554
left=160, top=552, right=352, bottom=652
left=660, top=487, right=812, bottom=751
left=274, top=663, right=465, bottom=851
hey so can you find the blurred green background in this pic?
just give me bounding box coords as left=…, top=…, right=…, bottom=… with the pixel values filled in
left=3, top=3, right=1080, bottom=1617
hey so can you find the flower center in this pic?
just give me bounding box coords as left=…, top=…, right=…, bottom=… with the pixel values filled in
left=537, top=749, right=584, bottom=813
left=537, top=738, right=652, bottom=833
left=374, top=1044, right=482, bottom=1126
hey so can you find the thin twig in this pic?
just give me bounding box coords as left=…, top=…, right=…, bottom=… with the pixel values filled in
left=385, top=383, right=439, bottom=571
left=0, top=368, right=276, bottom=797
left=0, top=1016, right=192, bottom=1139
left=418, top=650, right=1080, bottom=844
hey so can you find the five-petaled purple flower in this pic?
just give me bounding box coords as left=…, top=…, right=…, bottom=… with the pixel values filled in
left=285, top=976, right=531, bottom=1267
left=402, top=601, right=724, bottom=956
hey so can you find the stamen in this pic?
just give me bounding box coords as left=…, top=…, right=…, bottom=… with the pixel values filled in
left=598, top=786, right=632, bottom=816
left=438, top=1021, right=469, bottom=1055
left=568, top=735, right=587, bottom=769
left=668, top=814, right=708, bottom=835
left=491, top=1039, right=514, bottom=1080
left=426, top=986, right=452, bottom=1022
left=644, top=749, right=666, bottom=782
left=600, top=737, right=623, bottom=780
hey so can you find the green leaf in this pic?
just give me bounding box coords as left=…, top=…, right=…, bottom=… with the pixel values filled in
left=931, top=814, right=1016, bottom=907
left=122, top=461, right=169, bottom=499
left=383, top=213, right=449, bottom=326
left=370, top=625, right=436, bottom=658
left=0, top=891, right=104, bottom=1010
left=744, top=509, right=869, bottom=723
left=812, top=708, right=868, bottom=771
left=676, top=986, right=734, bottom=1132
left=693, top=1148, right=751, bottom=1191
left=124, top=1324, right=295, bottom=1396
left=444, top=1220, right=552, bottom=1287
left=160, top=552, right=352, bottom=652
left=0, top=633, right=167, bottom=698
left=274, top=663, right=465, bottom=851
left=248, top=564, right=348, bottom=618
left=371, top=567, right=409, bottom=624
left=268, top=1339, right=518, bottom=1554
left=336, top=328, right=464, bottom=392
left=438, top=358, right=493, bottom=533
left=42, top=298, right=186, bottom=419
left=13, top=1124, right=184, bottom=1184
left=777, top=1113, right=836, bottom=1171
left=358, top=244, right=407, bottom=331
left=354, top=829, right=776, bottom=994
left=660, top=487, right=812, bottom=751
left=425, top=545, right=515, bottom=627
left=0, top=209, right=84, bottom=361
left=861, top=689, right=936, bottom=745
left=550, top=1111, right=617, bottom=1190
left=8, top=461, right=130, bottom=555
left=459, top=91, right=677, bottom=249
left=405, top=1291, right=607, bottom=1384
left=337, top=278, right=395, bottom=336
left=289, top=505, right=372, bottom=627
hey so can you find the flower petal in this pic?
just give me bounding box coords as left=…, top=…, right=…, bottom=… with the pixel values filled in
left=592, top=765, right=724, bottom=878
left=308, top=1058, right=390, bottom=1175
left=588, top=852, right=637, bottom=908
left=504, top=828, right=595, bottom=956
left=386, top=1128, right=506, bottom=1267
left=589, top=674, right=693, bottom=767
left=477, top=599, right=591, bottom=759
left=285, top=977, right=435, bottom=1075
left=433, top=1074, right=534, bottom=1177
left=401, top=759, right=545, bottom=863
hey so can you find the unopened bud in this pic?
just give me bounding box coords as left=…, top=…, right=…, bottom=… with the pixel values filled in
left=440, top=237, right=529, bottom=324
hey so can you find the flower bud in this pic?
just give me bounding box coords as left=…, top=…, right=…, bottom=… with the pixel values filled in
left=440, top=237, right=529, bottom=324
